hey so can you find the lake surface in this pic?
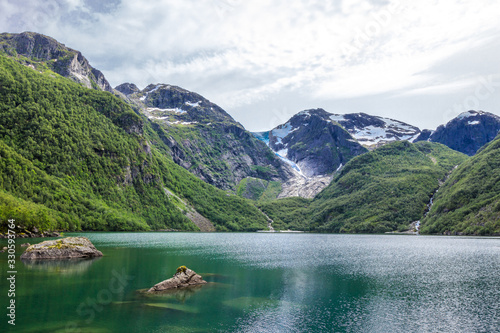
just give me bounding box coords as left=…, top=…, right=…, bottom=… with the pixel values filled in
left=1, top=233, right=499, bottom=332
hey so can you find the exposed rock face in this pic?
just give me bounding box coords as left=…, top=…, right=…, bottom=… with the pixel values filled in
left=20, top=237, right=103, bottom=260
left=0, top=32, right=112, bottom=92
left=115, top=82, right=140, bottom=96
left=258, top=109, right=367, bottom=177
left=279, top=174, right=333, bottom=199
left=147, top=267, right=207, bottom=292
left=415, top=110, right=500, bottom=156
left=124, top=83, right=294, bottom=191
left=413, top=129, right=433, bottom=142
left=163, top=188, right=216, bottom=232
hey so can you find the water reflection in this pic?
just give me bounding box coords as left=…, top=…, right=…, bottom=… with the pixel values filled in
left=138, top=284, right=205, bottom=303
left=21, top=257, right=101, bottom=275
left=2, top=233, right=498, bottom=333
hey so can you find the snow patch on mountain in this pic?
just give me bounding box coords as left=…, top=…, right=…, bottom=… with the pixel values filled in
left=468, top=120, right=480, bottom=125
left=276, top=148, right=288, bottom=157
left=185, top=101, right=201, bottom=107
left=147, top=107, right=186, bottom=114
left=330, top=114, right=346, bottom=122
left=252, top=132, right=306, bottom=177
left=271, top=122, right=299, bottom=144
left=140, top=84, right=165, bottom=101
left=275, top=153, right=305, bottom=177
left=457, top=110, right=480, bottom=119
left=333, top=114, right=420, bottom=146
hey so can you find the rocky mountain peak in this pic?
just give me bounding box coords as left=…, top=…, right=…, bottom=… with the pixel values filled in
left=329, top=112, right=421, bottom=148
left=0, top=32, right=112, bottom=92
left=418, top=110, right=500, bottom=156
left=262, top=109, right=367, bottom=178
left=128, top=83, right=237, bottom=124
left=115, top=82, right=140, bottom=96
left=120, top=82, right=294, bottom=191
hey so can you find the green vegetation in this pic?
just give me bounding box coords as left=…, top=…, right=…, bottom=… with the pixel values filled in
left=260, top=141, right=468, bottom=233
left=258, top=197, right=311, bottom=230
left=422, top=134, right=500, bottom=235
left=236, top=177, right=282, bottom=201
left=176, top=265, right=187, bottom=274
left=0, top=54, right=267, bottom=232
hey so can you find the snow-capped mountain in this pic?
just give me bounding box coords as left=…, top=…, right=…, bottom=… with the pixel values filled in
left=116, top=83, right=294, bottom=191
left=329, top=112, right=421, bottom=148
left=253, top=108, right=425, bottom=178
left=414, top=110, right=500, bottom=156
left=255, top=109, right=368, bottom=178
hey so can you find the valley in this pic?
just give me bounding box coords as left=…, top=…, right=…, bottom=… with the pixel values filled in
left=1, top=32, right=499, bottom=236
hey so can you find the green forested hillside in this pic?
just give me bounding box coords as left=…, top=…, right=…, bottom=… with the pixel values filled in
left=257, top=197, right=311, bottom=230
left=260, top=141, right=468, bottom=233
left=0, top=54, right=267, bottom=232
left=422, top=134, right=500, bottom=235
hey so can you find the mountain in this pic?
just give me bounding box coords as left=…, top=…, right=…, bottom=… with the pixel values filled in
left=421, top=133, right=500, bottom=235
left=118, top=83, right=294, bottom=192
left=329, top=112, right=421, bottom=148
left=0, top=53, right=269, bottom=233
left=253, top=109, right=430, bottom=198
left=0, top=32, right=112, bottom=92
left=414, top=110, right=500, bottom=156
left=254, top=109, right=368, bottom=178
left=260, top=141, right=468, bottom=233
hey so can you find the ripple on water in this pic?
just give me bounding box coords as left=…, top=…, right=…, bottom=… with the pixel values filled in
left=64, top=232, right=500, bottom=332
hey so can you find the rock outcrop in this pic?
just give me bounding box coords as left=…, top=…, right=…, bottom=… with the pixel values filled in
left=123, top=83, right=294, bottom=191
left=147, top=266, right=207, bottom=292
left=20, top=237, right=103, bottom=260
left=115, top=82, right=140, bottom=96
left=0, top=32, right=112, bottom=92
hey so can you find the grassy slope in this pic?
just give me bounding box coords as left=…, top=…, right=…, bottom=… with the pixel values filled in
left=422, top=134, right=500, bottom=235
left=0, top=54, right=267, bottom=232
left=236, top=177, right=282, bottom=201
left=260, top=141, right=468, bottom=233
left=257, top=197, right=311, bottom=230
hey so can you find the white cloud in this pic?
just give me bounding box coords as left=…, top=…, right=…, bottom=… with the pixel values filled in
left=1, top=0, right=500, bottom=130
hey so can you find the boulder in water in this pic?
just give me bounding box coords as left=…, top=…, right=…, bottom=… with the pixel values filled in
left=20, top=237, right=103, bottom=260
left=147, top=266, right=207, bottom=292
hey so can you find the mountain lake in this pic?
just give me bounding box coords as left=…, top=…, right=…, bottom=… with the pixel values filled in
left=1, top=232, right=499, bottom=332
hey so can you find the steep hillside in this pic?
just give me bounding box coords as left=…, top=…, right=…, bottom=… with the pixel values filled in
left=263, top=109, right=367, bottom=177
left=117, top=83, right=294, bottom=191
left=421, top=134, right=500, bottom=235
left=415, top=110, right=500, bottom=156
left=0, top=31, right=112, bottom=92
left=0, top=54, right=268, bottom=232
left=260, top=141, right=468, bottom=233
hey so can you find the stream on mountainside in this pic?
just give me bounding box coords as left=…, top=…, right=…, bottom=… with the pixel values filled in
left=417, top=165, right=459, bottom=233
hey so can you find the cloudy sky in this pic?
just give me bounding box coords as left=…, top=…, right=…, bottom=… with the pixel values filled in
left=1, top=0, right=500, bottom=131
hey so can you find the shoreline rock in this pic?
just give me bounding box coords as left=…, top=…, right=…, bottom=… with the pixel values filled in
left=20, top=237, right=103, bottom=260
left=147, top=266, right=207, bottom=293
left=0, top=231, right=61, bottom=239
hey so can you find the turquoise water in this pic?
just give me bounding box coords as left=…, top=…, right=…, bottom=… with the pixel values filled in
left=1, top=233, right=499, bottom=332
